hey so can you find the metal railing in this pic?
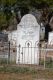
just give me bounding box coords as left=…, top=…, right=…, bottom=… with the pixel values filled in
left=0, top=41, right=53, bottom=69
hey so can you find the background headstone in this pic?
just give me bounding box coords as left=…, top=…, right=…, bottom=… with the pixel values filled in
left=48, top=32, right=53, bottom=45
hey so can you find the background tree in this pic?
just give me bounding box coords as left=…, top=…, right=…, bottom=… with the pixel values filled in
left=0, top=0, right=53, bottom=30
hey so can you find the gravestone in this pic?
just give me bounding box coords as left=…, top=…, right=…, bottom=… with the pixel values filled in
left=16, top=14, right=40, bottom=64
left=48, top=32, right=53, bottom=45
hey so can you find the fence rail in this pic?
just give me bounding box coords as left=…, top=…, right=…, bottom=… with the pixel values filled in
left=0, top=41, right=53, bottom=69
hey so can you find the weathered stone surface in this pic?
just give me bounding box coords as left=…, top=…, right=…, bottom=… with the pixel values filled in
left=16, top=14, right=40, bottom=64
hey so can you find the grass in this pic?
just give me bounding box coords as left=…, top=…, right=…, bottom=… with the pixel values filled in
left=0, top=66, right=36, bottom=74
left=0, top=59, right=8, bottom=64
left=0, top=65, right=53, bottom=80
left=45, top=58, right=53, bottom=68
left=39, top=58, right=53, bottom=68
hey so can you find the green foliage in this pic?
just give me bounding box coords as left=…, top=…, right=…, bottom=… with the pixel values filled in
left=0, top=12, right=7, bottom=30
left=0, top=0, right=53, bottom=30
left=0, top=0, right=53, bottom=8
left=0, top=0, right=17, bottom=6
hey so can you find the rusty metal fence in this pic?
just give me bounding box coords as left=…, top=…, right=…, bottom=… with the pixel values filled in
left=0, top=41, right=53, bottom=69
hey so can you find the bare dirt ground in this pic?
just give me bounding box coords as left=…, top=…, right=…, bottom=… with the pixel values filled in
left=0, top=70, right=53, bottom=80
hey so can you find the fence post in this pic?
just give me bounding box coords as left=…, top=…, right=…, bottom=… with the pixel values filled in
left=8, top=41, right=10, bottom=64
left=18, top=44, right=21, bottom=64
left=44, top=43, right=47, bottom=69
left=27, top=43, right=30, bottom=64
left=44, top=51, right=46, bottom=69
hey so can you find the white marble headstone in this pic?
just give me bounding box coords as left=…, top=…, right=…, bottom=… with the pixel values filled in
left=48, top=32, right=53, bottom=45
left=16, top=14, right=40, bottom=64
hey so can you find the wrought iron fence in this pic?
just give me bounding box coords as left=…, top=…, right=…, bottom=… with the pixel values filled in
left=0, top=41, right=53, bottom=69
left=0, top=41, right=16, bottom=65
